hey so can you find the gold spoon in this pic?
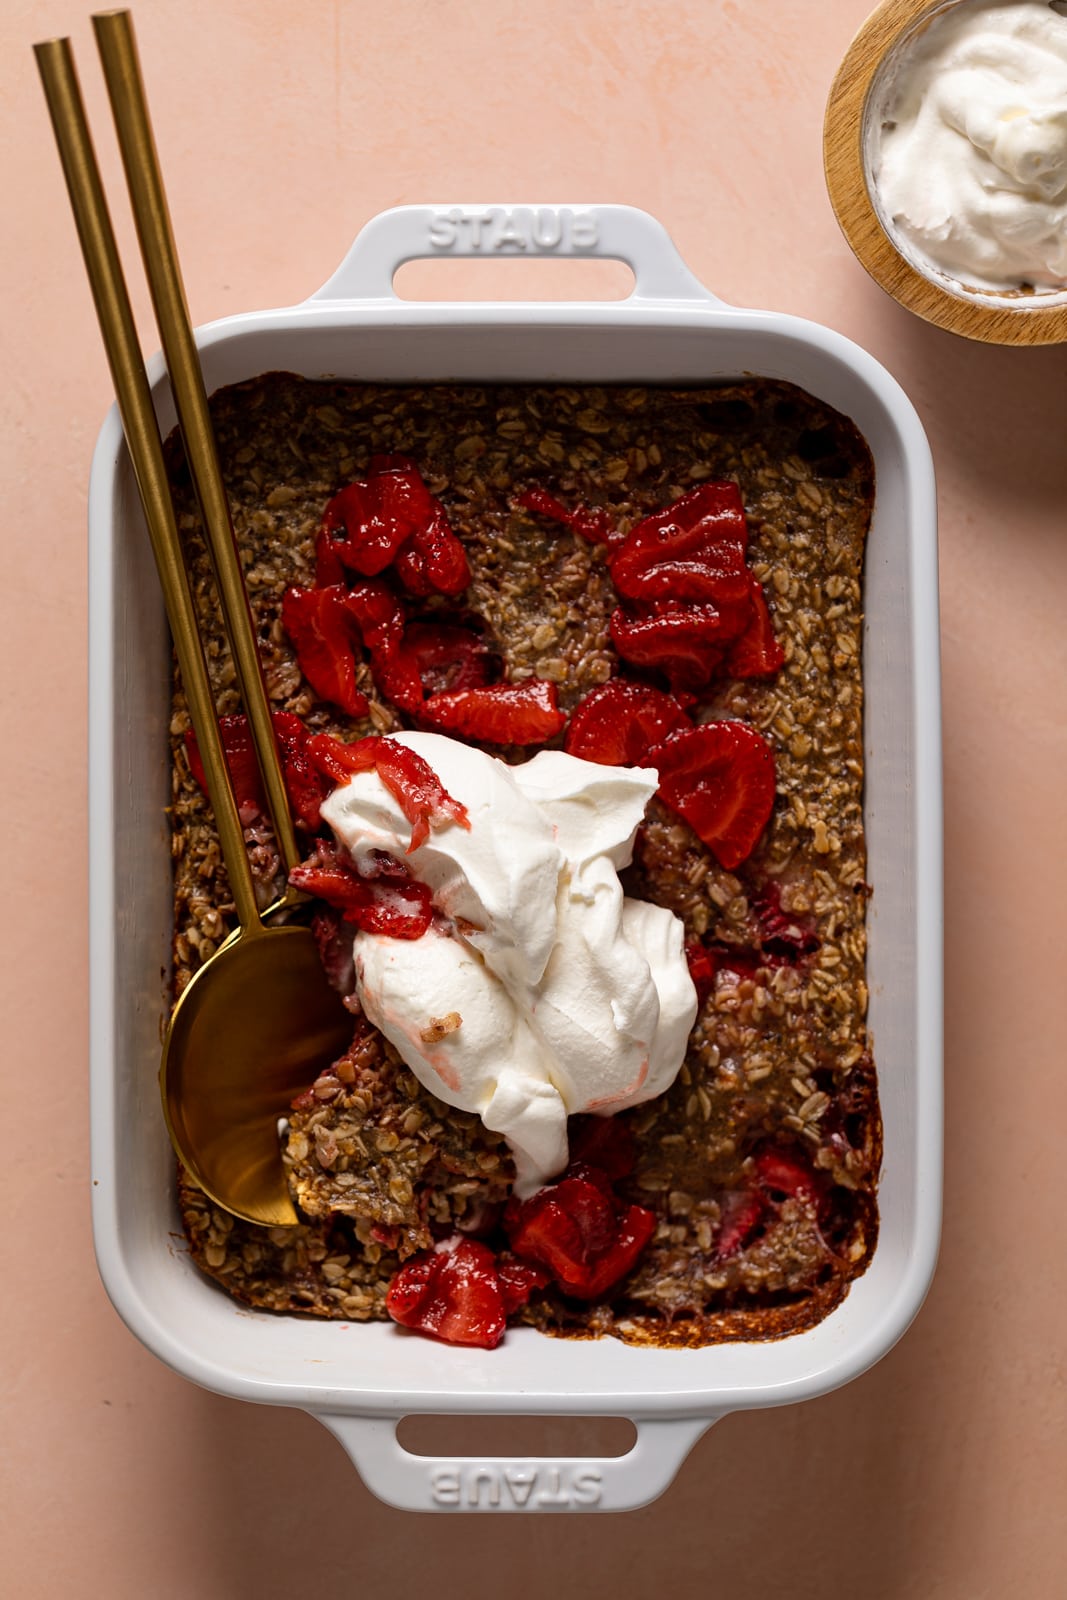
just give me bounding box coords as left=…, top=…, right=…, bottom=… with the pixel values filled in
left=94, top=7, right=304, bottom=907
left=36, top=25, right=352, bottom=1227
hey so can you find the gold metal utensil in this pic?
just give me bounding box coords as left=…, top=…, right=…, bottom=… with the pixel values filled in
left=36, top=26, right=351, bottom=1227
left=93, top=8, right=304, bottom=898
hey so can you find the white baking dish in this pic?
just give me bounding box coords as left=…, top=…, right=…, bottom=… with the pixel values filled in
left=88, top=204, right=942, bottom=1513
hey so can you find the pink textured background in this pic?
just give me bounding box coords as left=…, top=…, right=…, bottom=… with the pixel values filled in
left=3, top=1, right=1065, bottom=1593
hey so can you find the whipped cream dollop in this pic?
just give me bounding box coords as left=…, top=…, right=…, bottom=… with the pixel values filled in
left=319, top=732, right=697, bottom=1196
left=871, top=0, right=1067, bottom=290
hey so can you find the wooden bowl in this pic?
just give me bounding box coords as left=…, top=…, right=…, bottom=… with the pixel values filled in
left=823, top=0, right=1067, bottom=345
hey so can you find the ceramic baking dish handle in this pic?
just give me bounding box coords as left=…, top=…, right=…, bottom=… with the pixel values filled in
left=316, top=1412, right=716, bottom=1513
left=309, top=204, right=726, bottom=306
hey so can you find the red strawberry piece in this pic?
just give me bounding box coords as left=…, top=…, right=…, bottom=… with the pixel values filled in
left=394, top=506, right=472, bottom=597
left=281, top=584, right=369, bottom=717
left=608, top=483, right=750, bottom=601
left=724, top=576, right=785, bottom=679
left=344, top=579, right=406, bottom=655
left=609, top=602, right=745, bottom=693
left=342, top=580, right=424, bottom=713
left=496, top=1259, right=551, bottom=1314
left=185, top=711, right=330, bottom=832
left=320, top=455, right=437, bottom=577
left=270, top=710, right=330, bottom=830
left=421, top=680, right=567, bottom=745
left=505, top=1166, right=618, bottom=1275
left=505, top=1168, right=656, bottom=1299
left=314, top=523, right=347, bottom=587
left=552, top=1167, right=620, bottom=1257
left=516, top=486, right=618, bottom=546
left=310, top=906, right=357, bottom=995
left=306, top=733, right=469, bottom=850
left=386, top=1238, right=507, bottom=1349
left=306, top=732, right=384, bottom=786
left=320, top=456, right=471, bottom=596
left=505, top=1195, right=585, bottom=1283
left=648, top=721, right=776, bottom=870
left=684, top=941, right=718, bottom=1001
left=570, top=1204, right=657, bottom=1298
left=289, top=847, right=435, bottom=939
left=564, top=680, right=692, bottom=767
left=754, top=881, right=820, bottom=963
left=350, top=876, right=435, bottom=939
left=184, top=713, right=265, bottom=826
left=715, top=1189, right=765, bottom=1258
left=567, top=1114, right=637, bottom=1181
left=754, top=1148, right=827, bottom=1215
left=397, top=621, right=493, bottom=697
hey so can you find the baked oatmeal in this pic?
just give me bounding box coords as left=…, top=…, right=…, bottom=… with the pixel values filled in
left=169, top=374, right=880, bottom=1348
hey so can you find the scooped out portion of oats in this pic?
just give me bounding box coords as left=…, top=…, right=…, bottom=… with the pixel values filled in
left=171, top=373, right=880, bottom=1349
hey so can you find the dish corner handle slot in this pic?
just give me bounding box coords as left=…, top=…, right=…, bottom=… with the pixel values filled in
left=308, top=203, right=727, bottom=308
left=315, top=1411, right=717, bottom=1514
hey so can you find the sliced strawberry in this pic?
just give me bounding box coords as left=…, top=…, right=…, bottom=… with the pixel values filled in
left=569, top=1205, right=657, bottom=1298
left=550, top=1166, right=620, bottom=1258
left=394, top=507, right=472, bottom=597
left=184, top=713, right=264, bottom=826
left=715, top=1189, right=765, bottom=1258
left=564, top=680, right=692, bottom=767
left=343, top=579, right=406, bottom=654
left=310, top=905, right=357, bottom=995
left=609, top=601, right=749, bottom=693
left=608, top=483, right=750, bottom=601
left=648, top=721, right=776, bottom=870
left=505, top=1167, right=656, bottom=1300
left=754, top=1147, right=827, bottom=1214
left=320, top=455, right=436, bottom=577
left=505, top=1197, right=586, bottom=1284
left=386, top=1238, right=506, bottom=1349
left=516, top=486, right=618, bottom=546
left=320, top=456, right=470, bottom=596
left=724, top=576, right=786, bottom=679
left=567, top=1114, right=637, bottom=1181
left=337, top=581, right=422, bottom=714
left=503, top=1165, right=623, bottom=1282
left=421, top=680, right=567, bottom=745
left=340, top=580, right=424, bottom=713
left=281, top=584, right=369, bottom=717
left=495, top=1259, right=551, bottom=1314
left=397, top=621, right=493, bottom=697
left=314, top=523, right=347, bottom=587
left=306, top=733, right=469, bottom=850
left=185, top=711, right=329, bottom=831
left=289, top=847, right=434, bottom=939
left=351, top=877, right=435, bottom=939
left=270, top=710, right=330, bottom=830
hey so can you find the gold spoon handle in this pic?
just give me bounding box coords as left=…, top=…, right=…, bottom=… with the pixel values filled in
left=35, top=35, right=264, bottom=935
left=92, top=8, right=302, bottom=888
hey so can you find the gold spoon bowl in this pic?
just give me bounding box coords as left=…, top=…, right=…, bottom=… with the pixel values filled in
left=163, top=921, right=351, bottom=1228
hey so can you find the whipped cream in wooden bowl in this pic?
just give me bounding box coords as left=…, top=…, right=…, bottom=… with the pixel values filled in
left=868, top=0, right=1067, bottom=294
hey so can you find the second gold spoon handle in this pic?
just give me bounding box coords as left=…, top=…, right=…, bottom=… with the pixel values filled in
left=35, top=36, right=263, bottom=934
left=93, top=8, right=302, bottom=885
